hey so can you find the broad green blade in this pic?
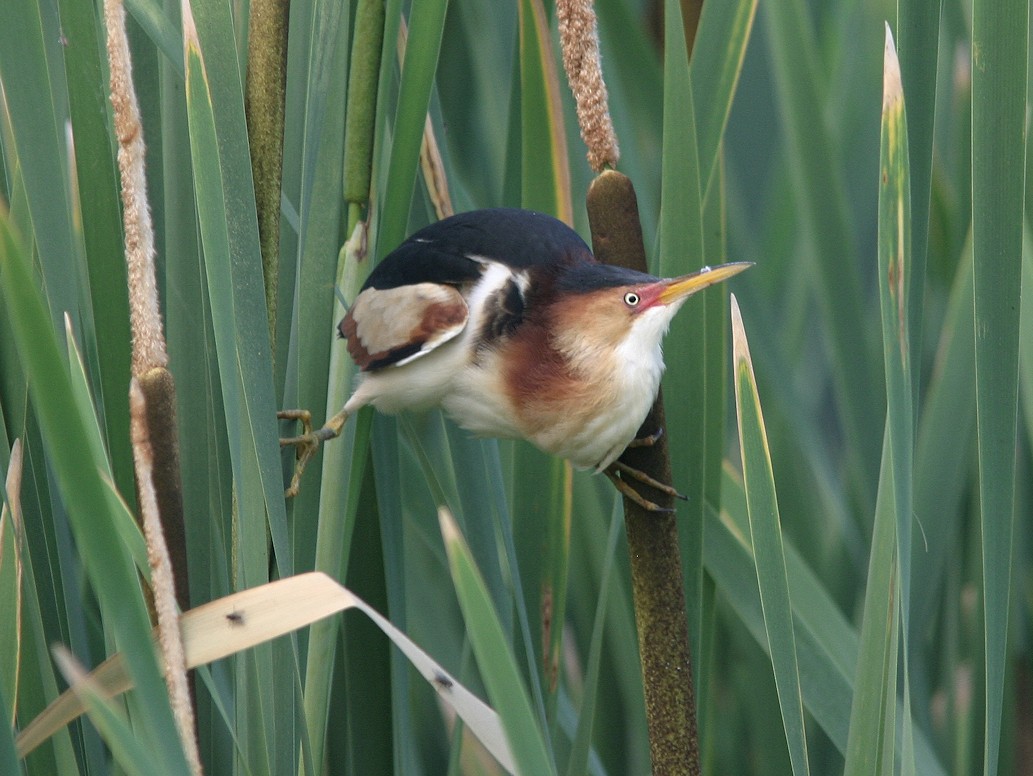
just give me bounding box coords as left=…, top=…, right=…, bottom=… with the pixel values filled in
left=657, top=0, right=707, bottom=675
left=709, top=468, right=947, bottom=776
left=570, top=475, right=651, bottom=773
left=894, top=0, right=942, bottom=390
left=440, top=509, right=556, bottom=776
left=181, top=5, right=295, bottom=770
left=1021, top=238, right=1033, bottom=498
left=762, top=0, right=881, bottom=499
left=276, top=1, right=358, bottom=770
left=971, top=1, right=1026, bottom=773
left=126, top=0, right=185, bottom=76
left=0, top=0, right=85, bottom=333
left=690, top=0, right=758, bottom=197
left=280, top=0, right=351, bottom=521
left=0, top=687, right=20, bottom=776
left=373, top=410, right=431, bottom=773
left=911, top=239, right=975, bottom=639
left=375, top=0, right=450, bottom=252
left=183, top=0, right=291, bottom=581
left=877, top=25, right=915, bottom=623
left=59, top=0, right=135, bottom=502
left=843, top=436, right=899, bottom=776
left=874, top=30, right=916, bottom=771
left=519, top=0, right=572, bottom=218
left=65, top=320, right=148, bottom=577
left=0, top=442, right=24, bottom=728
left=564, top=506, right=622, bottom=776
left=697, top=172, right=726, bottom=732
left=731, top=295, right=810, bottom=776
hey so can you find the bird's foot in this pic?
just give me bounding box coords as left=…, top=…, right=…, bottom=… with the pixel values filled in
left=626, top=426, right=664, bottom=449
left=278, top=409, right=347, bottom=498
left=604, top=461, right=687, bottom=513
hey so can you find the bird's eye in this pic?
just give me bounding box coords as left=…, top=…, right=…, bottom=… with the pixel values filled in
left=624, top=291, right=640, bottom=307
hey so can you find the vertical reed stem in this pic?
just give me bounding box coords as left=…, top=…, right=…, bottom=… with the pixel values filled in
left=587, top=170, right=700, bottom=776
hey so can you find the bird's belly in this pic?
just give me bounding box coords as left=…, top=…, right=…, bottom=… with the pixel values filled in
left=441, top=360, right=525, bottom=440
left=353, top=338, right=468, bottom=414
left=369, top=336, right=664, bottom=472
left=527, top=376, right=658, bottom=470
left=442, top=374, right=651, bottom=468
left=498, top=344, right=664, bottom=470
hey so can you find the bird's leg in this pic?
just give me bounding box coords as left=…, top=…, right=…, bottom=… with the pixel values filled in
left=278, top=407, right=350, bottom=498
left=603, top=460, right=687, bottom=513
left=626, top=426, right=664, bottom=449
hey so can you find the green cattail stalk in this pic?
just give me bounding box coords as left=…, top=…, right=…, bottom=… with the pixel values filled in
left=587, top=170, right=700, bottom=776
left=245, top=0, right=290, bottom=349
left=343, top=0, right=386, bottom=205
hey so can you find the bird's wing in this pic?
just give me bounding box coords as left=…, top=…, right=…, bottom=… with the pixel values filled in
left=340, top=283, right=468, bottom=371
left=340, top=209, right=594, bottom=372
left=359, top=209, right=595, bottom=294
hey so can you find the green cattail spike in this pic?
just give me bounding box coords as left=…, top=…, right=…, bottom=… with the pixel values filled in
left=343, top=0, right=386, bottom=205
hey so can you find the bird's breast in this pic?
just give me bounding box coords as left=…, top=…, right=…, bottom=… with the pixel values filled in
left=449, top=321, right=666, bottom=470
left=542, top=338, right=665, bottom=470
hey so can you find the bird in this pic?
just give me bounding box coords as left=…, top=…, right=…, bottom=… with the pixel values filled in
left=280, top=208, right=750, bottom=510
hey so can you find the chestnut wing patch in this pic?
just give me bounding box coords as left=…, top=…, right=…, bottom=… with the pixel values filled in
left=340, top=283, right=468, bottom=371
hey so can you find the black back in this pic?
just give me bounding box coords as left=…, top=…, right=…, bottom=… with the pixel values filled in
left=362, top=209, right=597, bottom=291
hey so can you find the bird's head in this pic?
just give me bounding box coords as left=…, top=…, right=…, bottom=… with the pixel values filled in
left=548, top=261, right=752, bottom=364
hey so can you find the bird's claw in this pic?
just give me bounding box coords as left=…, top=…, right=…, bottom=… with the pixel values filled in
left=613, top=460, right=687, bottom=501
left=278, top=409, right=321, bottom=498
left=278, top=409, right=349, bottom=498
left=604, top=461, right=685, bottom=513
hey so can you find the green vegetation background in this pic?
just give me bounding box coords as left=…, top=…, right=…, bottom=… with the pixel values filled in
left=0, top=0, right=1030, bottom=773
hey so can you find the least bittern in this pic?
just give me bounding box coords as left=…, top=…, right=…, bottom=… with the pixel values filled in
left=280, top=208, right=750, bottom=510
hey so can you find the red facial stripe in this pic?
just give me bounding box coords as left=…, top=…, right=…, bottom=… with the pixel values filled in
left=633, top=282, right=669, bottom=311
